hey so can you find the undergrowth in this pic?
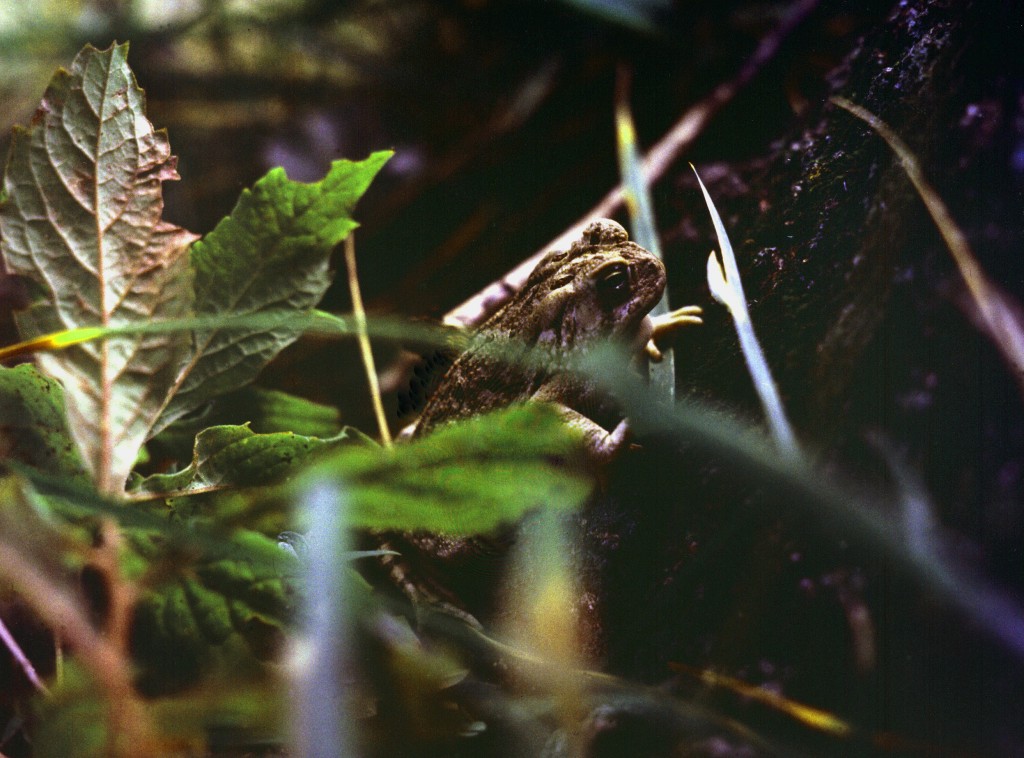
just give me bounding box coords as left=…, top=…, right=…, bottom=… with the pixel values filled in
left=0, top=42, right=1019, bottom=758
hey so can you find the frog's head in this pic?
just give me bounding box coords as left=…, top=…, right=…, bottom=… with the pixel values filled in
left=497, top=219, right=666, bottom=354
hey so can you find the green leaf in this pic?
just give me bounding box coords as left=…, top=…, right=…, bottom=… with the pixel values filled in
left=129, top=424, right=341, bottom=497
left=308, top=403, right=593, bottom=534
left=149, top=385, right=342, bottom=463
left=0, top=364, right=89, bottom=482
left=182, top=575, right=235, bottom=644
left=130, top=528, right=298, bottom=693
left=0, top=43, right=197, bottom=494
left=153, top=150, right=392, bottom=434
left=30, top=663, right=107, bottom=758
left=209, top=386, right=342, bottom=437
left=33, top=649, right=285, bottom=754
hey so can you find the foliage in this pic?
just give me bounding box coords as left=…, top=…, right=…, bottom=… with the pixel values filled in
left=0, top=26, right=1021, bottom=758
left=303, top=403, right=590, bottom=534
left=130, top=425, right=335, bottom=498
left=157, top=147, right=391, bottom=436
left=0, top=42, right=390, bottom=494
left=0, top=43, right=595, bottom=756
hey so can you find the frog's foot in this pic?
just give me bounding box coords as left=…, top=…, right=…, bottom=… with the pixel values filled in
left=645, top=305, right=703, bottom=362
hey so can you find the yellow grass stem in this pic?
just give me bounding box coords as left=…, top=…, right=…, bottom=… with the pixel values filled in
left=343, top=234, right=393, bottom=447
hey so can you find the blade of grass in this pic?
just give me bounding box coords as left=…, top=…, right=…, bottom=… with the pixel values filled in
left=0, top=311, right=463, bottom=364
left=615, top=68, right=675, bottom=398
left=501, top=509, right=587, bottom=745
left=691, top=166, right=799, bottom=459
left=289, top=478, right=356, bottom=758
left=582, top=346, right=1024, bottom=661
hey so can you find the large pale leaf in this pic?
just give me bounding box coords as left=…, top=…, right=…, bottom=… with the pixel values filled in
left=0, top=43, right=197, bottom=494
left=153, top=151, right=392, bottom=434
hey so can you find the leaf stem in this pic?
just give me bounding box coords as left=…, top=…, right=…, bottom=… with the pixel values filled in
left=0, top=534, right=153, bottom=754
left=344, top=234, right=392, bottom=447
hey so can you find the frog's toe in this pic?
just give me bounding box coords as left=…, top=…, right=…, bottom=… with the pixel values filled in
left=647, top=305, right=703, bottom=357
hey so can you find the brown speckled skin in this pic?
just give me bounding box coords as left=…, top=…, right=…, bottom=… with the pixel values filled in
left=414, top=219, right=667, bottom=450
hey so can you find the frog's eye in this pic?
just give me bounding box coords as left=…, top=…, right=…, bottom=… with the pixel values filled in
left=596, top=262, right=631, bottom=306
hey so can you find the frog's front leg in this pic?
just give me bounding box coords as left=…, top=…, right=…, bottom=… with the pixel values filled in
left=532, top=382, right=632, bottom=463
left=643, top=305, right=703, bottom=362
left=557, top=406, right=631, bottom=464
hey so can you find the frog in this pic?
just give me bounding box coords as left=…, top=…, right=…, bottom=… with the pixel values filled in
left=373, top=220, right=701, bottom=629
left=410, top=218, right=702, bottom=460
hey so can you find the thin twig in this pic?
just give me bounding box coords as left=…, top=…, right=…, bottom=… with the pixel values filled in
left=446, top=0, right=821, bottom=329
left=832, top=96, right=1024, bottom=393
left=90, top=521, right=138, bottom=655
left=345, top=234, right=393, bottom=447
left=0, top=613, right=49, bottom=695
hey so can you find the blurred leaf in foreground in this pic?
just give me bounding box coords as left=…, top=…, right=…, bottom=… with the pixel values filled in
left=308, top=403, right=592, bottom=535
left=133, top=404, right=587, bottom=561
left=0, top=43, right=197, bottom=494
left=32, top=658, right=286, bottom=755
left=30, top=662, right=109, bottom=758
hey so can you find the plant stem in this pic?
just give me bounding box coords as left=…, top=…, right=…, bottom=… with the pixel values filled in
left=344, top=234, right=393, bottom=447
